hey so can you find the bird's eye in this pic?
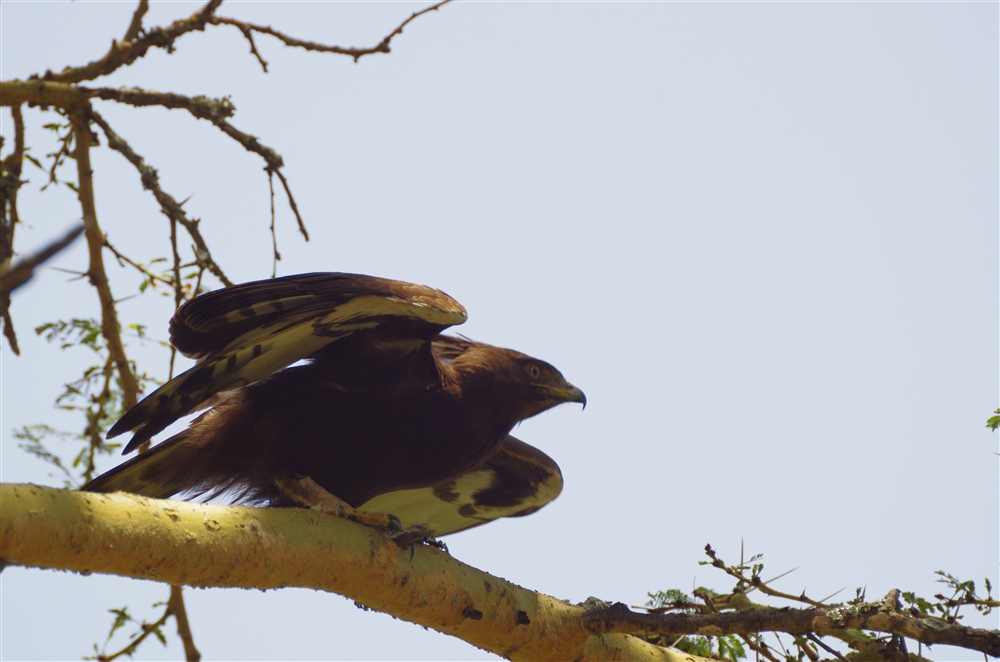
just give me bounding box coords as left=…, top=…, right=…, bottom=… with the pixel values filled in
left=527, top=364, right=542, bottom=380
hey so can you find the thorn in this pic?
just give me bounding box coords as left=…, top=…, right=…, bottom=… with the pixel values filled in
left=816, top=587, right=846, bottom=605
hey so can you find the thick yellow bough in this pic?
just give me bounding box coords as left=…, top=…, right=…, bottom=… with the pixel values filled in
left=0, top=484, right=697, bottom=661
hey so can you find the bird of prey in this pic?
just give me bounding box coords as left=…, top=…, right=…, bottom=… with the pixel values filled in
left=84, top=273, right=585, bottom=539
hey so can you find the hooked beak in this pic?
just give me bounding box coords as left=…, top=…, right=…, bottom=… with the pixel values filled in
left=561, top=383, right=587, bottom=410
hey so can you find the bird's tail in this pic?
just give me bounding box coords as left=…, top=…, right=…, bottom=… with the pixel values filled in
left=83, top=431, right=203, bottom=499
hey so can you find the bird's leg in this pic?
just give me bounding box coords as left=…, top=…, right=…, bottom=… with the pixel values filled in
left=274, top=475, right=430, bottom=545
left=275, top=475, right=399, bottom=530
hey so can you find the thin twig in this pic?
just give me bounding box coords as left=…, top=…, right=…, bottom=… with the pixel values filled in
left=169, top=216, right=183, bottom=310
left=43, top=125, right=74, bottom=191
left=270, top=166, right=308, bottom=240
left=267, top=170, right=279, bottom=278
left=88, top=109, right=233, bottom=287
left=212, top=0, right=453, bottom=63
left=805, top=633, right=849, bottom=662
left=234, top=23, right=268, bottom=72
left=81, top=355, right=117, bottom=484
left=742, top=633, right=782, bottom=662
left=168, top=585, right=201, bottom=662
left=102, top=236, right=174, bottom=288
left=122, top=0, right=150, bottom=43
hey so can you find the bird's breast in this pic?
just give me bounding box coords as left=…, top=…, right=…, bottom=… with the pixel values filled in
left=249, top=380, right=514, bottom=506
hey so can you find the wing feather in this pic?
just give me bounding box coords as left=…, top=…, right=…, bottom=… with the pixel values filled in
left=171, top=272, right=463, bottom=359
left=359, top=435, right=563, bottom=536
left=109, top=273, right=466, bottom=453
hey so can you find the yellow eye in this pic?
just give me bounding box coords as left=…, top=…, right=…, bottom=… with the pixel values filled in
left=527, top=364, right=542, bottom=380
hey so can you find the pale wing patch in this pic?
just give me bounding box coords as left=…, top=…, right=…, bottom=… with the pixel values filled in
left=360, top=460, right=563, bottom=537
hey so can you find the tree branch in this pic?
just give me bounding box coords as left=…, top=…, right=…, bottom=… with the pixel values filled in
left=582, top=600, right=1000, bottom=658
left=1, top=484, right=694, bottom=662
left=41, top=0, right=224, bottom=84
left=87, top=110, right=233, bottom=287
left=71, top=109, right=140, bottom=409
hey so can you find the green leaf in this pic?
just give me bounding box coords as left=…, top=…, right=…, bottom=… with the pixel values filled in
left=987, top=409, right=1000, bottom=431
left=108, top=607, right=132, bottom=637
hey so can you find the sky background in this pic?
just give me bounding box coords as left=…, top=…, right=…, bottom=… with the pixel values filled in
left=1, top=1, right=997, bottom=660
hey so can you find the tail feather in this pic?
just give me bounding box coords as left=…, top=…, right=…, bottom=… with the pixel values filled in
left=84, top=431, right=212, bottom=499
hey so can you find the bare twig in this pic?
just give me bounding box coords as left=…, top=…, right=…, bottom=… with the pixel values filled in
left=212, top=0, right=453, bottom=63
left=742, top=633, right=782, bottom=662
left=81, top=355, right=117, bottom=484
left=270, top=166, right=307, bottom=240
left=102, top=237, right=174, bottom=289
left=267, top=171, right=279, bottom=278
left=233, top=23, right=269, bottom=72
left=168, top=585, right=201, bottom=662
left=88, top=109, right=233, bottom=287
left=71, top=108, right=140, bottom=409
left=169, top=217, right=184, bottom=310
left=42, top=127, right=74, bottom=191
left=122, top=0, right=150, bottom=43
left=806, top=633, right=849, bottom=662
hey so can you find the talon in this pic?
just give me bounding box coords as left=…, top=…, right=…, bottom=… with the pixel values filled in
left=386, top=513, right=403, bottom=533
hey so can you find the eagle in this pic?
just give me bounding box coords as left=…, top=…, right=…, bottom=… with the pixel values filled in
left=83, top=273, right=585, bottom=540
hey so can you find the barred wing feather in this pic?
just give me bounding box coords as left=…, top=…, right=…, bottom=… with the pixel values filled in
left=108, top=273, right=467, bottom=453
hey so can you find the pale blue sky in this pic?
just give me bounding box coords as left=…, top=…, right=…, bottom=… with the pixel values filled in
left=2, top=2, right=997, bottom=660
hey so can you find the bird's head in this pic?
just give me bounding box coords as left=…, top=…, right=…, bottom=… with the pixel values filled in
left=454, top=344, right=585, bottom=423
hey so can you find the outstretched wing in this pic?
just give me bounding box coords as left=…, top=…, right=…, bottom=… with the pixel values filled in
left=109, top=272, right=466, bottom=453
left=359, top=435, right=563, bottom=536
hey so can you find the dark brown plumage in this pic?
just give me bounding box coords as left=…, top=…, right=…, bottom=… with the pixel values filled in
left=84, top=273, right=584, bottom=537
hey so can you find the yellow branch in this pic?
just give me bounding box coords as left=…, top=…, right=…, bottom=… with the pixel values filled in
left=0, top=484, right=697, bottom=662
